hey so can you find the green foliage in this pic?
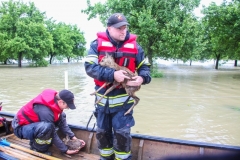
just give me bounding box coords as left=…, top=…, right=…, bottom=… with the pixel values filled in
left=29, top=59, right=48, bottom=67
left=45, top=19, right=86, bottom=64
left=151, top=63, right=163, bottom=78
left=0, top=0, right=86, bottom=67
left=82, top=0, right=240, bottom=69
left=1, top=0, right=239, bottom=69
left=55, top=55, right=64, bottom=63
left=0, top=0, right=53, bottom=67
left=202, top=0, right=240, bottom=69
left=82, top=0, right=201, bottom=67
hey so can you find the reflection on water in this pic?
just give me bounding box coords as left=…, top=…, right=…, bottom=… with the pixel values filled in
left=0, top=62, right=240, bottom=146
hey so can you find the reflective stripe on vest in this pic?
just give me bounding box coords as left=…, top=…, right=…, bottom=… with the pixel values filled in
left=99, top=147, right=114, bottom=157
left=35, top=138, right=52, bottom=145
left=114, top=150, right=131, bottom=160
left=96, top=93, right=134, bottom=107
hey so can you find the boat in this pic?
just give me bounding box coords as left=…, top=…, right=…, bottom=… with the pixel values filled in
left=0, top=111, right=240, bottom=160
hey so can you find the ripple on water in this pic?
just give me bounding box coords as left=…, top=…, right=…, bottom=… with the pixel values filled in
left=1, top=62, right=240, bottom=146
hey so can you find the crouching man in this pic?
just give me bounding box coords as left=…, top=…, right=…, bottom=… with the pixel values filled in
left=12, top=89, right=85, bottom=155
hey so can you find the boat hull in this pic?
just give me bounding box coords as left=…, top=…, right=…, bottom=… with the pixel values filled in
left=0, top=112, right=239, bottom=160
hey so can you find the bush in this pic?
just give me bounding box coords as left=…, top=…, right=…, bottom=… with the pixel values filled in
left=151, top=63, right=163, bottom=78
left=29, top=59, right=48, bottom=67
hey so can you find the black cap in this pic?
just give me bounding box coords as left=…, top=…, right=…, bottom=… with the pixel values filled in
left=107, top=13, right=129, bottom=28
left=59, top=89, right=76, bottom=109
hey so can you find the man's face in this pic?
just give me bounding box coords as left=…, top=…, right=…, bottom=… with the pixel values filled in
left=108, top=25, right=128, bottom=42
left=57, top=99, right=69, bottom=110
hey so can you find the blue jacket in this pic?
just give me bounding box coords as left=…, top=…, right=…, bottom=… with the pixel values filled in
left=12, top=104, right=74, bottom=153
left=85, top=30, right=151, bottom=113
left=33, top=105, right=75, bottom=153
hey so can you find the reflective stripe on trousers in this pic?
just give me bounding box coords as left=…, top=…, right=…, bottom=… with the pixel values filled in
left=96, top=93, right=134, bottom=107
left=114, top=150, right=131, bottom=160
left=35, top=138, right=52, bottom=145
left=99, top=147, right=114, bottom=157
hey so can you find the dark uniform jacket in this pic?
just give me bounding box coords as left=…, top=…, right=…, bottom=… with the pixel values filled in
left=12, top=104, right=74, bottom=153
left=85, top=30, right=151, bottom=113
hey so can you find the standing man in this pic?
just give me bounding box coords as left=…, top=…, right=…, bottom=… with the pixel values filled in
left=85, top=13, right=151, bottom=160
left=12, top=89, right=85, bottom=155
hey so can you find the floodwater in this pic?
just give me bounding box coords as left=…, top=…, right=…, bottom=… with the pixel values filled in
left=0, top=61, right=240, bottom=146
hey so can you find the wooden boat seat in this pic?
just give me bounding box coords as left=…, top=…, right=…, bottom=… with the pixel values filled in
left=1, top=134, right=100, bottom=160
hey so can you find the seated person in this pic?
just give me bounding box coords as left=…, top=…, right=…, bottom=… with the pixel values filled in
left=12, top=89, right=85, bottom=155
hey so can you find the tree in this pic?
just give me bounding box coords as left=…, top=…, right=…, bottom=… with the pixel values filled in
left=82, top=0, right=201, bottom=68
left=161, top=13, right=206, bottom=65
left=0, top=0, right=53, bottom=67
left=68, top=25, right=86, bottom=62
left=45, top=19, right=86, bottom=64
left=202, top=1, right=240, bottom=69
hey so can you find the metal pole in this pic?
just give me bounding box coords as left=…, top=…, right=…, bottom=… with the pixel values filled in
left=65, top=71, right=68, bottom=89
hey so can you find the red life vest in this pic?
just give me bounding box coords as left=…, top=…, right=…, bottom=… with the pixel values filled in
left=17, top=89, right=62, bottom=126
left=95, top=32, right=138, bottom=87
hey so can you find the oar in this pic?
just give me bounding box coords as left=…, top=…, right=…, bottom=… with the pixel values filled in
left=0, top=145, right=28, bottom=160
left=3, top=145, right=44, bottom=160
left=0, top=138, right=61, bottom=160
left=0, top=150, right=19, bottom=160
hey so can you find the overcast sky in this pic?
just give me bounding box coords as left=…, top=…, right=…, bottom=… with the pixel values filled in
left=1, top=0, right=224, bottom=48
left=23, top=0, right=106, bottom=48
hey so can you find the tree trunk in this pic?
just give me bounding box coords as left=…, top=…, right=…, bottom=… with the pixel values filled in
left=147, top=50, right=153, bottom=71
left=215, top=54, right=221, bottom=70
left=50, top=55, right=53, bottom=64
left=18, top=52, right=22, bottom=67
left=234, top=60, right=237, bottom=67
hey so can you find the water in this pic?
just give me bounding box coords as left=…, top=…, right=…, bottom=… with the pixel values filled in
left=0, top=61, right=240, bottom=146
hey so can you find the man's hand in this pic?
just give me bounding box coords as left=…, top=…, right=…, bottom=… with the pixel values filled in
left=70, top=136, right=86, bottom=150
left=79, top=139, right=86, bottom=149
left=114, top=70, right=130, bottom=82
left=66, top=149, right=79, bottom=155
left=126, top=76, right=143, bottom=86
left=71, top=136, right=77, bottom=140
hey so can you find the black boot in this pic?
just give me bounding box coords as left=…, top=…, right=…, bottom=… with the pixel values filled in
left=100, top=154, right=115, bottom=160
left=30, top=147, right=52, bottom=156
left=30, top=141, right=52, bottom=156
